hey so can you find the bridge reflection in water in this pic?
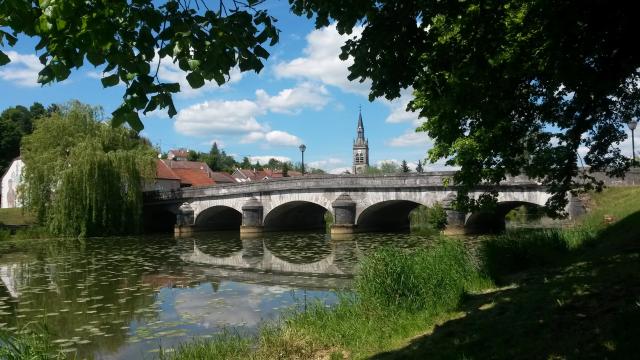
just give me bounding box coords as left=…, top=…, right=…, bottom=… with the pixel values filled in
left=179, top=234, right=362, bottom=290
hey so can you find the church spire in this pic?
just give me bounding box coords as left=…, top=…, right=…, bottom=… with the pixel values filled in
left=356, top=106, right=365, bottom=141
left=353, top=107, right=369, bottom=174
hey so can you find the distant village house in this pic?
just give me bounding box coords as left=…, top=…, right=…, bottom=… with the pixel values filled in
left=1, top=158, right=24, bottom=208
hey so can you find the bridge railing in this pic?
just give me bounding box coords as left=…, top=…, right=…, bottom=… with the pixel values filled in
left=143, top=169, right=640, bottom=203
left=142, top=172, right=543, bottom=202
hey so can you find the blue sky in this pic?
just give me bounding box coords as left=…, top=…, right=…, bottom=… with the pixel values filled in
left=1, top=4, right=636, bottom=172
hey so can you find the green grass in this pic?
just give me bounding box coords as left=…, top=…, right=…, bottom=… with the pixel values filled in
left=356, top=241, right=487, bottom=312
left=0, top=208, right=35, bottom=225
left=0, top=325, right=67, bottom=360
left=159, top=332, right=252, bottom=360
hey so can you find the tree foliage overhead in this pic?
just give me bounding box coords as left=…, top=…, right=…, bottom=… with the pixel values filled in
left=290, top=0, right=640, bottom=213
left=0, top=0, right=278, bottom=131
left=20, top=102, right=155, bottom=236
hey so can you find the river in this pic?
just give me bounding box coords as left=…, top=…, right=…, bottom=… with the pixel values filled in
left=0, top=231, right=437, bottom=359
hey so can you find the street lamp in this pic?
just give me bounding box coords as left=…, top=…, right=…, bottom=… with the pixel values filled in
left=299, top=144, right=306, bottom=175
left=629, top=119, right=638, bottom=166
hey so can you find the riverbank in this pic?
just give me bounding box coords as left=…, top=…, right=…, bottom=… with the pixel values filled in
left=1, top=187, right=638, bottom=359
left=162, top=187, right=640, bottom=359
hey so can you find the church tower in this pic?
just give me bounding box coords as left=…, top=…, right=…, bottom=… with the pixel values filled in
left=352, top=108, right=369, bottom=174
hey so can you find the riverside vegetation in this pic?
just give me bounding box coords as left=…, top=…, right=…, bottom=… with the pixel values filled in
left=1, top=187, right=639, bottom=359
left=161, top=186, right=640, bottom=359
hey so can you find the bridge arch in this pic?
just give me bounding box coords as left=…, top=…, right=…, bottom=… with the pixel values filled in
left=263, top=201, right=330, bottom=231
left=194, top=205, right=242, bottom=231
left=464, top=201, right=547, bottom=234
left=357, top=200, right=424, bottom=232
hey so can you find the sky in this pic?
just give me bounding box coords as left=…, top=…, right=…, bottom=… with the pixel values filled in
left=1, top=3, right=637, bottom=173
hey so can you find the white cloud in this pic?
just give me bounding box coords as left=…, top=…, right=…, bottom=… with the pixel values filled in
left=175, top=99, right=265, bottom=137
left=274, top=24, right=370, bottom=96
left=384, top=89, right=422, bottom=125
left=240, top=131, right=266, bottom=144
left=256, top=82, right=330, bottom=114
left=264, top=130, right=302, bottom=146
left=175, top=82, right=327, bottom=145
left=275, top=25, right=425, bottom=132
left=388, top=130, right=431, bottom=147
left=329, top=166, right=352, bottom=174
left=249, top=155, right=291, bottom=164
left=0, top=51, right=42, bottom=87
left=241, top=130, right=302, bottom=147
left=308, top=158, right=345, bottom=169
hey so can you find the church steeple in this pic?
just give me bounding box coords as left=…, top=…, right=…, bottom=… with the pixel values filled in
left=352, top=107, right=370, bottom=174
left=356, top=107, right=365, bottom=141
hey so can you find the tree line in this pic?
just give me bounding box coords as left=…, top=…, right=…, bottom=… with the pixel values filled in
left=170, top=143, right=325, bottom=175
left=0, top=102, right=60, bottom=175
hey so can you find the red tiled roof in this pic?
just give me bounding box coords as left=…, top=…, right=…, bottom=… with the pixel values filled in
left=155, top=159, right=180, bottom=180
left=162, top=159, right=210, bottom=170
left=210, top=172, right=236, bottom=183
left=172, top=168, right=215, bottom=187
left=168, top=149, right=189, bottom=158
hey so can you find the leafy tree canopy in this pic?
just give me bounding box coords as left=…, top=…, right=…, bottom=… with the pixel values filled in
left=0, top=0, right=278, bottom=131
left=0, top=102, right=49, bottom=174
left=20, top=101, right=156, bottom=236
left=290, top=0, right=639, bottom=213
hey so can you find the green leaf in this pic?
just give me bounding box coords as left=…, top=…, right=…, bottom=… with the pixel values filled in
left=253, top=45, right=269, bottom=59
left=126, top=112, right=144, bottom=132
left=0, top=51, right=10, bottom=66
left=161, top=82, right=180, bottom=93
left=56, top=18, right=67, bottom=31
left=186, top=71, right=205, bottom=89
left=213, top=72, right=225, bottom=86
left=101, top=74, right=119, bottom=87
left=187, top=59, right=200, bottom=70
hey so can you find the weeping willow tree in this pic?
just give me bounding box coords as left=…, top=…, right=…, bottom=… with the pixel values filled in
left=20, top=102, right=155, bottom=237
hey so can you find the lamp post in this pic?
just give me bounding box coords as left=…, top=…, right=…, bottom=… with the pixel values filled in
left=629, top=119, right=638, bottom=167
left=299, top=144, right=306, bottom=175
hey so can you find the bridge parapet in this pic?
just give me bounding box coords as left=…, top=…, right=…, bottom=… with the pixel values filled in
left=144, top=172, right=545, bottom=203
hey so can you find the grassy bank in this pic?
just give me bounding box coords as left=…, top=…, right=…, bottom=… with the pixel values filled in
left=164, top=187, right=640, bottom=359
left=374, top=187, right=640, bottom=359
left=162, top=239, right=491, bottom=360
left=0, top=208, right=35, bottom=226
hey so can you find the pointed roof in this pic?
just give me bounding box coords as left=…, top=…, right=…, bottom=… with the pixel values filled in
left=357, top=107, right=364, bottom=129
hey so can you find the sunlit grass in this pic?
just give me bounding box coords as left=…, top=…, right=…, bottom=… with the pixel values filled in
left=0, top=324, right=67, bottom=360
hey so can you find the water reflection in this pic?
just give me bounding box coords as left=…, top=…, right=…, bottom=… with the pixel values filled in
left=0, top=232, right=435, bottom=359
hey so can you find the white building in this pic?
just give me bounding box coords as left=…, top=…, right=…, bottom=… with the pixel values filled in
left=1, top=158, right=24, bottom=208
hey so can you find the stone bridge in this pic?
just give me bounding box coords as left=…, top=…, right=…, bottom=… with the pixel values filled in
left=143, top=172, right=591, bottom=236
